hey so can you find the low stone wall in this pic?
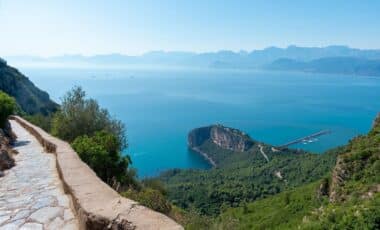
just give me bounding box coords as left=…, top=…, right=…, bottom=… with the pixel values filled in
left=10, top=116, right=183, bottom=230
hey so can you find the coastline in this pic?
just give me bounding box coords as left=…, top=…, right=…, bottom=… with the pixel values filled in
left=189, top=146, right=217, bottom=167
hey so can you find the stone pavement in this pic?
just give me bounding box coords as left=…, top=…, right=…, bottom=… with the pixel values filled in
left=0, top=121, right=78, bottom=230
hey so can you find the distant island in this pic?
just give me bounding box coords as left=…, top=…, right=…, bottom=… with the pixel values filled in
left=6, top=45, right=380, bottom=77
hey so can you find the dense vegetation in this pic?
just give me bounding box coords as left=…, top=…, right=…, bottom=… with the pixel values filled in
left=215, top=181, right=325, bottom=229
left=204, top=114, right=380, bottom=229
left=0, top=60, right=58, bottom=115
left=0, top=91, right=17, bottom=128
left=159, top=134, right=339, bottom=216
left=72, top=131, right=136, bottom=188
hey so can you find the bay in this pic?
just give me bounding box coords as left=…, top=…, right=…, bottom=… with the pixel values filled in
left=20, top=67, right=380, bottom=177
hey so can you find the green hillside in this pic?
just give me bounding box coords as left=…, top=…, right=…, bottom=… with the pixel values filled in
left=0, top=58, right=58, bottom=115
left=159, top=125, right=339, bottom=216
left=213, top=114, right=380, bottom=229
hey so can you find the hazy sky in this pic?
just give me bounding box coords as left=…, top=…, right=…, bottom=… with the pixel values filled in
left=1, top=0, right=379, bottom=56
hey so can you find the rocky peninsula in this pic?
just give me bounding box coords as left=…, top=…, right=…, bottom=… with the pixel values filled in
left=188, top=124, right=256, bottom=166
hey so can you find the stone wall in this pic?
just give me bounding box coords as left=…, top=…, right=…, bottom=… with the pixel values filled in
left=10, top=116, right=183, bottom=230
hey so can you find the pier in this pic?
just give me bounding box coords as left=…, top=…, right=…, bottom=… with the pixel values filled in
left=278, top=129, right=331, bottom=148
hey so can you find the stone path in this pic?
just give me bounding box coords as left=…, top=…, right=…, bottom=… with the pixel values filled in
left=0, top=121, right=78, bottom=230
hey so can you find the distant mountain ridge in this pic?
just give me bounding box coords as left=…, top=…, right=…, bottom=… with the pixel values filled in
left=265, top=57, right=380, bottom=76
left=6, top=45, right=380, bottom=76
left=0, top=58, right=58, bottom=115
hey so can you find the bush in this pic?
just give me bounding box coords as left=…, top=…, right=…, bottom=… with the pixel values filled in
left=72, top=131, right=136, bottom=187
left=24, top=113, right=53, bottom=132
left=0, top=91, right=16, bottom=128
left=123, top=188, right=172, bottom=214
left=51, top=86, right=126, bottom=148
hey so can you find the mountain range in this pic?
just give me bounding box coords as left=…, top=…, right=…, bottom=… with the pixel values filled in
left=5, top=45, right=380, bottom=76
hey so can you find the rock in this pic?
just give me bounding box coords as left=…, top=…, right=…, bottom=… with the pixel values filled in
left=29, top=206, right=63, bottom=224
left=188, top=125, right=255, bottom=152
left=0, top=149, right=15, bottom=171
left=20, top=222, right=43, bottom=230
left=317, top=178, right=329, bottom=199
left=63, top=209, right=75, bottom=221
left=46, top=217, right=64, bottom=229
left=0, top=215, right=10, bottom=225
left=0, top=124, right=16, bottom=172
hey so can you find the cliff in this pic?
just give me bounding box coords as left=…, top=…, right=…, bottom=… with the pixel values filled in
left=0, top=59, right=58, bottom=115
left=329, top=112, right=380, bottom=203
left=188, top=125, right=256, bottom=166
left=189, top=125, right=254, bottom=152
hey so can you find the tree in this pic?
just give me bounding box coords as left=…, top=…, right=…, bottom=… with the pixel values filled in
left=52, top=87, right=136, bottom=187
left=51, top=86, right=126, bottom=148
left=0, top=91, right=16, bottom=128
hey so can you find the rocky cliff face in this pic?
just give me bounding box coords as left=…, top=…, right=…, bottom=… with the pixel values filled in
left=0, top=122, right=17, bottom=176
left=0, top=59, right=58, bottom=115
left=210, top=125, right=254, bottom=152
left=328, top=112, right=380, bottom=202
left=188, top=125, right=254, bottom=152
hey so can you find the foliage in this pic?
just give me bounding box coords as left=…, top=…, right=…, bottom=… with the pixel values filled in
left=0, top=62, right=58, bottom=115
left=123, top=188, right=172, bottom=214
left=214, top=181, right=325, bottom=230
left=159, top=140, right=339, bottom=216
left=72, top=131, right=137, bottom=187
left=206, top=113, right=380, bottom=229
left=51, top=86, right=126, bottom=148
left=0, top=91, right=17, bottom=128
left=304, top=194, right=380, bottom=230
left=24, top=113, right=53, bottom=132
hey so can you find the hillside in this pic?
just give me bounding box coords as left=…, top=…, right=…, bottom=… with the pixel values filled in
left=0, top=58, right=58, bottom=115
left=214, top=114, right=380, bottom=229
left=158, top=125, right=338, bottom=216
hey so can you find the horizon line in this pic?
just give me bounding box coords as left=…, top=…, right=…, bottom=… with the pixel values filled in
left=4, top=44, right=380, bottom=59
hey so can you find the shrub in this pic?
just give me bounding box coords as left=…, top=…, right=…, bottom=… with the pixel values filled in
left=0, top=91, right=16, bottom=128
left=123, top=188, right=172, bottom=214
left=24, top=113, right=53, bottom=132
left=72, top=131, right=136, bottom=187
left=51, top=86, right=126, bottom=148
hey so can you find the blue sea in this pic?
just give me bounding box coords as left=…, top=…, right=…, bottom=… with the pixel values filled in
left=20, top=67, right=380, bottom=177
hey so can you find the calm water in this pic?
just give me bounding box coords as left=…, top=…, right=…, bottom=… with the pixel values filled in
left=20, top=67, right=380, bottom=177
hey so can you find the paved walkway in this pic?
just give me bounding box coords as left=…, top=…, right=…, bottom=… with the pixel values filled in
left=0, top=121, right=78, bottom=230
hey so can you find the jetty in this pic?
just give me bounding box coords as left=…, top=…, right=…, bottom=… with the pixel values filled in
left=278, top=129, right=331, bottom=148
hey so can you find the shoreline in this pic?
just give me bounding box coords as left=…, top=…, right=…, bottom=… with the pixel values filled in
left=189, top=146, right=217, bottom=167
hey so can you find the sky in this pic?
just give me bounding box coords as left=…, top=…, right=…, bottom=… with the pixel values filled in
left=0, top=0, right=380, bottom=56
